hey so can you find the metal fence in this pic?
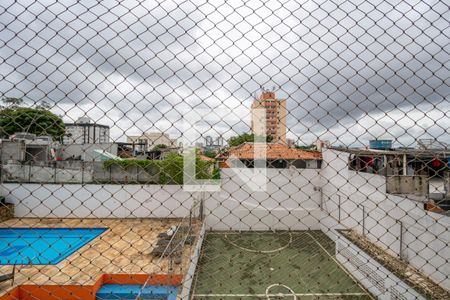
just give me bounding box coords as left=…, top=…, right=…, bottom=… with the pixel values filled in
left=0, top=0, right=449, bottom=299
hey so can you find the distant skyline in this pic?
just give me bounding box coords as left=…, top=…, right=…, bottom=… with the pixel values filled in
left=1, top=0, right=448, bottom=147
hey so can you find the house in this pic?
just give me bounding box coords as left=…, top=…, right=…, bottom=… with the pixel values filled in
left=126, top=132, right=177, bottom=153
left=7, top=133, right=57, bottom=162
left=217, top=142, right=322, bottom=169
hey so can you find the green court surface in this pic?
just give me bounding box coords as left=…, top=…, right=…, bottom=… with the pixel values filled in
left=191, top=231, right=373, bottom=299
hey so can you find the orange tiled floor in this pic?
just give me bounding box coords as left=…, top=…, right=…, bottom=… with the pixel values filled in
left=0, top=218, right=198, bottom=296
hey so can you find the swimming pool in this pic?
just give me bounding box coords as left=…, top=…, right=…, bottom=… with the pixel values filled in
left=96, top=284, right=178, bottom=300
left=0, top=227, right=107, bottom=265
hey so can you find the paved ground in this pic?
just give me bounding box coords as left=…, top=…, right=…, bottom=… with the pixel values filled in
left=192, top=231, right=373, bottom=299
left=0, top=218, right=199, bottom=296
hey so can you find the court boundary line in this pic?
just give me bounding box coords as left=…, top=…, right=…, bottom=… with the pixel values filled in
left=265, top=284, right=297, bottom=300
left=190, top=231, right=208, bottom=299
left=191, top=231, right=375, bottom=299
left=193, top=292, right=369, bottom=297
left=224, top=232, right=293, bottom=253
left=305, top=232, right=375, bottom=300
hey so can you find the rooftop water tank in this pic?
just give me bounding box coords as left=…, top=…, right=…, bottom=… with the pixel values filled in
left=369, top=139, right=393, bottom=150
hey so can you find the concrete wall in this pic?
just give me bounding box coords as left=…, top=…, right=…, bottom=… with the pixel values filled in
left=1, top=163, right=92, bottom=183
left=386, top=175, right=428, bottom=196
left=0, top=140, right=26, bottom=162
left=61, top=143, right=118, bottom=161
left=335, top=231, right=426, bottom=300
left=180, top=222, right=206, bottom=299
left=92, top=163, right=159, bottom=184
left=205, top=168, right=322, bottom=230
left=320, top=148, right=450, bottom=290
left=1, top=167, right=322, bottom=230
left=1, top=162, right=159, bottom=184
left=1, top=183, right=196, bottom=218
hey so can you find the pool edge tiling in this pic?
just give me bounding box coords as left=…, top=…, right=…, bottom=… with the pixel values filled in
left=96, top=284, right=178, bottom=300
left=0, top=273, right=183, bottom=300
left=0, top=227, right=108, bottom=265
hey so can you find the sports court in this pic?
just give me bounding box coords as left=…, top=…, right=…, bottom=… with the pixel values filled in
left=191, top=231, right=373, bottom=299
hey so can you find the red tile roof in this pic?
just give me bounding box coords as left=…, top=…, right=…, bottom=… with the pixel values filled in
left=218, top=143, right=322, bottom=160
left=199, top=154, right=215, bottom=161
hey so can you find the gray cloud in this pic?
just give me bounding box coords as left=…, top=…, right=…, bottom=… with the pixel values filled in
left=0, top=0, right=449, bottom=145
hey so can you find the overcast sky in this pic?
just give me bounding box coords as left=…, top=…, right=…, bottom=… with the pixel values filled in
left=0, top=0, right=449, bottom=147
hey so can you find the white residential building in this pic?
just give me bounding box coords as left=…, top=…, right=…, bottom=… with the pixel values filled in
left=126, top=132, right=177, bottom=152
left=63, top=117, right=110, bottom=144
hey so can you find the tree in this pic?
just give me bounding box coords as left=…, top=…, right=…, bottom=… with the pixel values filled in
left=203, top=149, right=217, bottom=158
left=0, top=104, right=65, bottom=140
left=1, top=97, right=23, bottom=109
left=104, top=152, right=218, bottom=184
left=36, top=100, right=52, bottom=110
left=228, top=133, right=273, bottom=147
left=295, top=144, right=315, bottom=150
left=159, top=152, right=216, bottom=184
left=152, top=144, right=168, bottom=151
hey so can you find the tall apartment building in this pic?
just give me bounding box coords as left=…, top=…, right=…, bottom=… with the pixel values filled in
left=251, top=90, right=287, bottom=143
left=63, top=117, right=110, bottom=144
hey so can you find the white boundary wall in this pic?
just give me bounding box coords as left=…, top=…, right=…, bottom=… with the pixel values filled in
left=321, top=149, right=450, bottom=290
left=335, top=230, right=426, bottom=300
left=205, top=168, right=322, bottom=230
left=1, top=167, right=322, bottom=227
left=180, top=221, right=206, bottom=299
left=1, top=183, right=195, bottom=218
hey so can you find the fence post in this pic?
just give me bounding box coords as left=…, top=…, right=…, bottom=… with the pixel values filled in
left=338, top=194, right=341, bottom=222
left=200, top=192, right=205, bottom=221
left=362, top=205, right=365, bottom=235
left=189, top=206, right=192, bottom=228
left=358, top=204, right=366, bottom=236
left=319, top=187, right=323, bottom=209
left=397, top=220, right=404, bottom=261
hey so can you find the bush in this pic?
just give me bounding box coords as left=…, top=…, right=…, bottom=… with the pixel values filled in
left=228, top=133, right=273, bottom=147
left=103, top=159, right=160, bottom=169
left=103, top=153, right=218, bottom=184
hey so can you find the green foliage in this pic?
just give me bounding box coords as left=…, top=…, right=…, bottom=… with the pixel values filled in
left=0, top=106, right=65, bottom=140
left=211, top=167, right=221, bottom=180
left=103, top=152, right=218, bottom=184
left=152, top=144, right=168, bottom=151
left=203, top=149, right=217, bottom=158
left=103, top=159, right=159, bottom=169
left=228, top=133, right=273, bottom=147
left=195, top=156, right=215, bottom=180
left=1, top=97, right=23, bottom=108
left=295, top=144, right=315, bottom=150
left=159, top=153, right=184, bottom=184
left=35, top=101, right=52, bottom=110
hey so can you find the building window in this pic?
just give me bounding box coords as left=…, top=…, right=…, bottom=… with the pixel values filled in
left=292, top=160, right=307, bottom=169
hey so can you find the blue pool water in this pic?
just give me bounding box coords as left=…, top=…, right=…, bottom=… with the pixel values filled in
left=0, top=227, right=107, bottom=265
left=96, top=284, right=178, bottom=300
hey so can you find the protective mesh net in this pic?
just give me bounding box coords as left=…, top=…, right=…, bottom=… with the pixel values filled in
left=0, top=0, right=449, bottom=299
